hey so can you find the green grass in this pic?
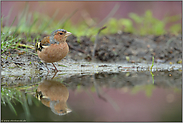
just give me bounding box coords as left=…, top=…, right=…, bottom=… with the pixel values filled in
left=1, top=16, right=21, bottom=55
left=150, top=56, right=155, bottom=84
left=150, top=56, right=154, bottom=70
left=1, top=7, right=181, bottom=55
left=102, top=10, right=181, bottom=35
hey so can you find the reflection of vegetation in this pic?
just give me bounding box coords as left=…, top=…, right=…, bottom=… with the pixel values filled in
left=131, top=84, right=155, bottom=98
left=173, top=88, right=181, bottom=93
left=1, top=85, right=39, bottom=120
left=1, top=87, right=21, bottom=115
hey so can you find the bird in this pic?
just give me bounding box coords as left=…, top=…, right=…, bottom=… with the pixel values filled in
left=36, top=29, right=72, bottom=72
left=36, top=80, right=72, bottom=115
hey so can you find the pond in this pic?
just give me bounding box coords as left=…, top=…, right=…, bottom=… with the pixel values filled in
left=1, top=62, right=182, bottom=122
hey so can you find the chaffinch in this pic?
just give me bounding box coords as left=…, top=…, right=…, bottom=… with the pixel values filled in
left=36, top=80, right=72, bottom=115
left=36, top=29, right=72, bottom=72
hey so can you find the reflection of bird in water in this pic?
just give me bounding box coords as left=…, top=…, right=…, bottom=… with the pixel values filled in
left=36, top=80, right=71, bottom=115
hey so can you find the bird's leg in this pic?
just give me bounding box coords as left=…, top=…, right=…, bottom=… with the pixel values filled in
left=51, top=71, right=58, bottom=79
left=52, top=63, right=59, bottom=72
left=45, top=63, right=50, bottom=73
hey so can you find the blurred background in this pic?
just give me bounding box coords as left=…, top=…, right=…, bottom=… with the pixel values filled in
left=2, top=1, right=182, bottom=26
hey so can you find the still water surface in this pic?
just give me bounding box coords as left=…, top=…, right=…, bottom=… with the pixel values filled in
left=1, top=71, right=182, bottom=122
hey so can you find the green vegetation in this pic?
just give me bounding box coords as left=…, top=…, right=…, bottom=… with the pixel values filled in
left=1, top=16, right=21, bottom=55
left=1, top=8, right=181, bottom=50
left=103, top=10, right=181, bottom=35
left=150, top=56, right=155, bottom=84
left=129, top=10, right=181, bottom=35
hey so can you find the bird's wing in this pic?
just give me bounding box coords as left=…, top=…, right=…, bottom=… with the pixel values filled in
left=36, top=36, right=50, bottom=51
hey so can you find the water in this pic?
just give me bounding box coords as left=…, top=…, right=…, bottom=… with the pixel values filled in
left=1, top=69, right=182, bottom=122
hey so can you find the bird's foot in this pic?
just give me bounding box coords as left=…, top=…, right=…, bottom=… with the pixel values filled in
left=51, top=68, right=61, bottom=72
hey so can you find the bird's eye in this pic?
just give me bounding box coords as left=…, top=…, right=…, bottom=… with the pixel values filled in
left=59, top=33, right=63, bottom=35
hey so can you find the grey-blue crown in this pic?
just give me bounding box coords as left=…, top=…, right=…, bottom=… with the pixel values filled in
left=51, top=29, right=66, bottom=36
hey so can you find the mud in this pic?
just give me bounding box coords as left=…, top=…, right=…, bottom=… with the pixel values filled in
left=1, top=32, right=182, bottom=79
left=66, top=32, right=182, bottom=63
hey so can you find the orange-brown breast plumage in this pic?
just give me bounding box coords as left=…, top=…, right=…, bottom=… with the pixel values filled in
left=37, top=42, right=69, bottom=63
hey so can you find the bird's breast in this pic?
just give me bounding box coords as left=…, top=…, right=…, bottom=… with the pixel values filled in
left=37, top=42, right=69, bottom=63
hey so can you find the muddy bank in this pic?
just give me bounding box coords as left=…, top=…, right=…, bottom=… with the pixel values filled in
left=1, top=32, right=182, bottom=73
left=66, top=32, right=182, bottom=63
left=65, top=71, right=182, bottom=89
left=1, top=61, right=182, bottom=85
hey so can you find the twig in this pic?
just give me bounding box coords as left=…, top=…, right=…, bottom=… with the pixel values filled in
left=92, top=26, right=107, bottom=58
left=18, top=43, right=35, bottom=49
left=92, top=74, right=120, bottom=111
left=93, top=74, right=107, bottom=102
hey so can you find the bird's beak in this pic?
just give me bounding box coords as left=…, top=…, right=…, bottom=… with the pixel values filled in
left=65, top=32, right=72, bottom=37
left=66, top=108, right=72, bottom=114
